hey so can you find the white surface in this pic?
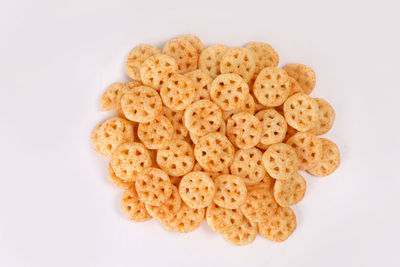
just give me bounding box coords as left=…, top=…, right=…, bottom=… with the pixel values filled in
left=1, top=0, right=399, bottom=266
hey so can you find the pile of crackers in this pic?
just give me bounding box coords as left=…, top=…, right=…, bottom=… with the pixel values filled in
left=91, top=34, right=340, bottom=245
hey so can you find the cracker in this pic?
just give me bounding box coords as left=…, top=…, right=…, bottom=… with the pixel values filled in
left=194, top=132, right=235, bottom=172
left=230, top=148, right=265, bottom=185
left=121, top=185, right=152, bottom=222
left=193, top=162, right=229, bottom=180
left=198, top=44, right=229, bottom=78
left=258, top=207, right=296, bottom=242
left=286, top=132, right=323, bottom=170
left=262, top=143, right=299, bottom=180
left=222, top=94, right=256, bottom=121
left=126, top=44, right=160, bottom=80
left=249, top=173, right=275, bottom=191
left=163, top=39, right=198, bottom=74
left=284, top=63, right=316, bottom=95
left=115, top=80, right=142, bottom=117
left=179, top=171, right=216, bottom=209
left=240, top=187, right=277, bottom=223
left=162, top=107, right=188, bottom=140
left=214, top=174, right=247, bottom=209
left=284, top=125, right=298, bottom=142
left=184, top=100, right=222, bottom=136
left=253, top=67, right=290, bottom=107
left=184, top=69, right=212, bottom=101
left=189, top=120, right=226, bottom=145
left=160, top=74, right=196, bottom=111
left=178, top=34, right=205, bottom=53
left=91, top=117, right=135, bottom=157
left=156, top=139, right=195, bottom=176
left=308, top=98, right=335, bottom=136
left=220, top=47, right=256, bottom=83
left=206, top=202, right=244, bottom=233
left=140, top=54, right=178, bottom=91
left=222, top=218, right=257, bottom=246
left=227, top=112, right=262, bottom=149
left=160, top=203, right=205, bottom=233
left=283, top=92, right=319, bottom=132
left=246, top=42, right=279, bottom=73
left=274, top=171, right=306, bottom=207
left=288, top=77, right=303, bottom=96
left=110, top=142, right=152, bottom=181
left=121, top=86, right=162, bottom=123
left=108, top=162, right=133, bottom=189
left=101, top=82, right=125, bottom=111
left=307, top=138, right=340, bottom=177
left=145, top=185, right=181, bottom=219
left=137, top=114, right=173, bottom=149
left=210, top=73, right=250, bottom=111
left=255, top=109, right=287, bottom=147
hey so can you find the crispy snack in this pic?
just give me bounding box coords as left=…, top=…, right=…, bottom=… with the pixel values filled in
left=214, top=174, right=247, bottom=209
left=126, top=44, right=160, bottom=80
left=140, top=54, right=178, bottom=91
left=309, top=98, right=335, bottom=135
left=240, top=187, right=277, bottom=223
left=160, top=203, right=205, bottom=233
left=184, top=69, right=212, bottom=101
left=198, top=44, right=229, bottom=78
left=160, top=74, right=196, bottom=111
left=230, top=148, right=265, bottom=185
left=137, top=114, right=173, bottom=149
left=108, top=162, right=133, bottom=189
left=220, top=47, right=256, bottom=83
left=288, top=77, right=303, bottom=96
left=178, top=34, right=205, bottom=53
left=227, top=112, right=262, bottom=149
left=286, top=132, right=323, bottom=170
left=274, top=171, right=306, bottom=207
left=192, top=162, right=229, bottom=180
left=258, top=207, right=296, bottom=242
left=162, top=107, right=188, bottom=140
left=255, top=109, right=287, bottom=147
left=184, top=100, right=222, bottom=136
left=249, top=173, right=275, bottom=191
left=246, top=42, right=279, bottom=73
left=284, top=63, right=316, bottom=95
left=163, top=39, right=198, bottom=74
left=101, top=82, right=125, bottom=111
left=222, top=218, right=257, bottom=246
left=307, top=138, right=340, bottom=177
left=222, top=94, right=255, bottom=121
left=283, top=92, right=319, bottom=132
left=206, top=202, right=244, bottom=233
left=156, top=139, right=195, bottom=176
left=145, top=185, right=181, bottom=219
left=115, top=81, right=143, bottom=117
left=179, top=171, right=216, bottom=209
left=120, top=185, right=152, bottom=222
left=262, top=143, right=299, bottom=180
left=189, top=120, right=226, bottom=145
left=284, top=125, right=298, bottom=142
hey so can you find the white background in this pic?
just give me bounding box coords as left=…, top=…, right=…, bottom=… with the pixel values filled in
left=1, top=0, right=399, bottom=266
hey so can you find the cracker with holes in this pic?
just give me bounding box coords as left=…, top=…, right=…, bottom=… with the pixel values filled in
left=145, top=185, right=181, bottom=219
left=220, top=47, right=256, bottom=83
left=222, top=94, right=255, bottom=121
left=307, top=138, right=340, bottom=177
left=214, top=174, right=247, bottom=209
left=287, top=132, right=323, bottom=170
left=230, top=148, right=265, bottom=185
left=162, top=106, right=188, bottom=140
left=108, top=162, right=133, bottom=189
left=137, top=114, right=173, bottom=149
left=161, top=203, right=205, bottom=233
left=126, top=44, right=160, bottom=80
left=179, top=171, right=216, bottom=209
left=253, top=67, right=291, bottom=107
left=309, top=98, right=335, bottom=135
left=194, top=132, right=235, bottom=172
left=288, top=77, right=303, bottom=96
left=240, top=187, right=277, bottom=223
left=101, top=82, right=125, bottom=111
left=246, top=42, right=279, bottom=73
left=206, top=202, right=244, bottom=233
left=156, top=139, right=195, bottom=177
left=163, top=39, right=198, bottom=74
left=198, top=44, right=229, bottom=78
left=249, top=173, right=275, bottom=191
left=222, top=217, right=257, bottom=246
left=160, top=74, right=196, bottom=111
left=190, top=120, right=226, bottom=145
left=110, top=142, right=152, bottom=181
left=184, top=100, right=222, bottom=136
left=184, top=69, right=212, bottom=101
left=193, top=162, right=229, bottom=180
left=274, top=171, right=306, bottom=207
left=121, top=86, right=162, bottom=123
left=227, top=112, right=262, bottom=149
left=262, top=143, right=299, bottom=180
left=178, top=34, right=205, bottom=53
left=115, top=80, right=142, bottom=117
left=121, top=185, right=152, bottom=222
left=258, top=206, right=296, bottom=242
left=91, top=117, right=135, bottom=157
left=210, top=73, right=250, bottom=111
left=284, top=63, right=316, bottom=95
left=283, top=92, right=319, bottom=132
left=140, top=54, right=178, bottom=91
left=256, top=109, right=287, bottom=148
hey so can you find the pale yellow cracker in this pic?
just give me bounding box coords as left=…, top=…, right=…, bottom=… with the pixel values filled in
left=286, top=132, right=323, bottom=170
left=184, top=100, right=222, bottom=136
left=283, top=92, right=319, bottom=132
left=163, top=39, right=198, bottom=74
left=108, top=162, right=133, bottom=189
left=137, top=114, right=173, bottom=149
left=222, top=94, right=256, bottom=121
left=145, top=185, right=181, bottom=220
left=246, top=42, right=279, bottom=73
left=193, top=162, right=229, bottom=180
left=222, top=217, right=257, bottom=246
left=220, top=47, right=256, bottom=83
left=262, top=143, right=299, bottom=180
left=161, top=203, right=205, bottom=233
left=227, top=112, right=262, bottom=149
left=115, top=80, right=142, bottom=117
left=214, top=174, right=247, bottom=209
left=284, top=63, right=316, bottom=95
left=240, top=187, right=277, bottom=223
left=307, top=138, right=340, bottom=177
left=253, top=67, right=291, bottom=107
left=258, top=206, right=296, bottom=242
left=140, top=54, right=178, bottom=91
left=255, top=109, right=287, bottom=147
left=189, top=120, right=226, bottom=145
left=194, top=132, right=235, bottom=172
left=120, top=185, right=151, bottom=222
left=184, top=69, right=212, bottom=101
left=156, top=139, right=195, bottom=177
left=274, top=171, right=306, bottom=207
left=249, top=173, right=275, bottom=191
left=110, top=142, right=152, bottom=181
left=309, top=98, right=335, bottom=136
left=121, top=86, right=162, bottom=123
left=198, top=44, right=229, bottom=78
left=160, top=74, right=196, bottom=111
left=210, top=73, right=250, bottom=111
left=162, top=106, right=188, bottom=140
left=179, top=171, right=216, bottom=209
left=206, top=202, right=244, bottom=233
left=101, top=82, right=125, bottom=111
left=178, top=34, right=205, bottom=53
left=126, top=44, right=160, bottom=80
left=230, top=148, right=265, bottom=185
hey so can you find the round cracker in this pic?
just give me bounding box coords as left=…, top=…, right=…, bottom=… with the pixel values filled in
left=160, top=203, right=205, bottom=233
left=222, top=217, right=257, bottom=246
left=307, top=138, right=340, bottom=177
left=189, top=120, right=226, bottom=145
left=163, top=39, right=198, bottom=74
left=162, top=106, right=188, bottom=140
left=240, top=187, right=277, bottom=223
left=115, top=80, right=143, bottom=117
left=137, top=114, right=173, bottom=149
left=258, top=206, right=297, bottom=242
left=145, top=185, right=181, bottom=220
left=206, top=202, right=244, bottom=233
left=192, top=162, right=229, bottom=180
left=101, top=82, right=125, bottom=111
left=178, top=34, right=205, bottom=53
left=227, top=112, right=262, bottom=149
left=179, top=171, right=216, bottom=209
left=283, top=92, right=319, bottom=132
left=140, top=54, right=178, bottom=91
left=274, top=171, right=306, bottom=207
left=246, top=42, right=279, bottom=73
left=214, top=174, right=247, bottom=209
left=184, top=100, right=222, bottom=137
left=284, top=63, right=316, bottom=95
left=262, top=143, right=299, bottom=180
left=309, top=98, right=335, bottom=136
left=160, top=74, right=196, bottom=111
left=120, top=185, right=152, bottom=222
left=184, top=69, right=212, bottom=101
left=230, top=148, right=265, bottom=185
left=126, top=44, right=160, bottom=80
left=198, top=44, right=229, bottom=78
left=286, top=132, right=323, bottom=170
left=255, top=109, right=287, bottom=147
left=108, top=162, right=133, bottom=189
left=222, top=94, right=256, bottom=121
left=220, top=47, right=256, bottom=83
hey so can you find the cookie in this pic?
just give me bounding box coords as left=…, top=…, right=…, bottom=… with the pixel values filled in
left=206, top=202, right=244, bottom=233
left=162, top=107, right=188, bottom=140
left=220, top=47, right=256, bottom=83
left=178, top=34, right=205, bottom=53
left=108, top=162, right=133, bottom=189
left=179, top=171, right=216, bottom=209
left=307, top=138, right=340, bottom=177
left=184, top=100, right=222, bottom=136
left=222, top=94, right=256, bottom=121
left=163, top=39, right=198, bottom=74
left=140, top=54, right=178, bottom=91
left=255, top=109, right=287, bottom=147
left=214, top=174, right=247, bottom=209
left=101, top=82, right=125, bottom=111
left=262, top=143, right=299, bottom=180
left=286, top=132, right=323, bottom=170
left=137, top=114, right=173, bottom=149
left=308, top=98, right=335, bottom=136
left=283, top=92, right=319, bottom=132
left=126, top=44, right=160, bottom=80
left=240, top=187, right=277, bottom=223
left=160, top=203, right=205, bottom=233
left=120, top=185, right=152, bottom=222
left=184, top=69, right=212, bottom=101
left=145, top=185, right=181, bottom=219
left=160, top=74, right=196, bottom=111
left=273, top=171, right=306, bottom=207
left=227, top=112, right=262, bottom=149
left=222, top=218, right=257, bottom=246
left=284, top=63, right=316, bottom=95
left=230, top=148, right=265, bottom=185
left=189, top=120, right=226, bottom=145
left=246, top=42, right=279, bottom=73
left=258, top=207, right=296, bottom=242
left=198, top=44, right=229, bottom=78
